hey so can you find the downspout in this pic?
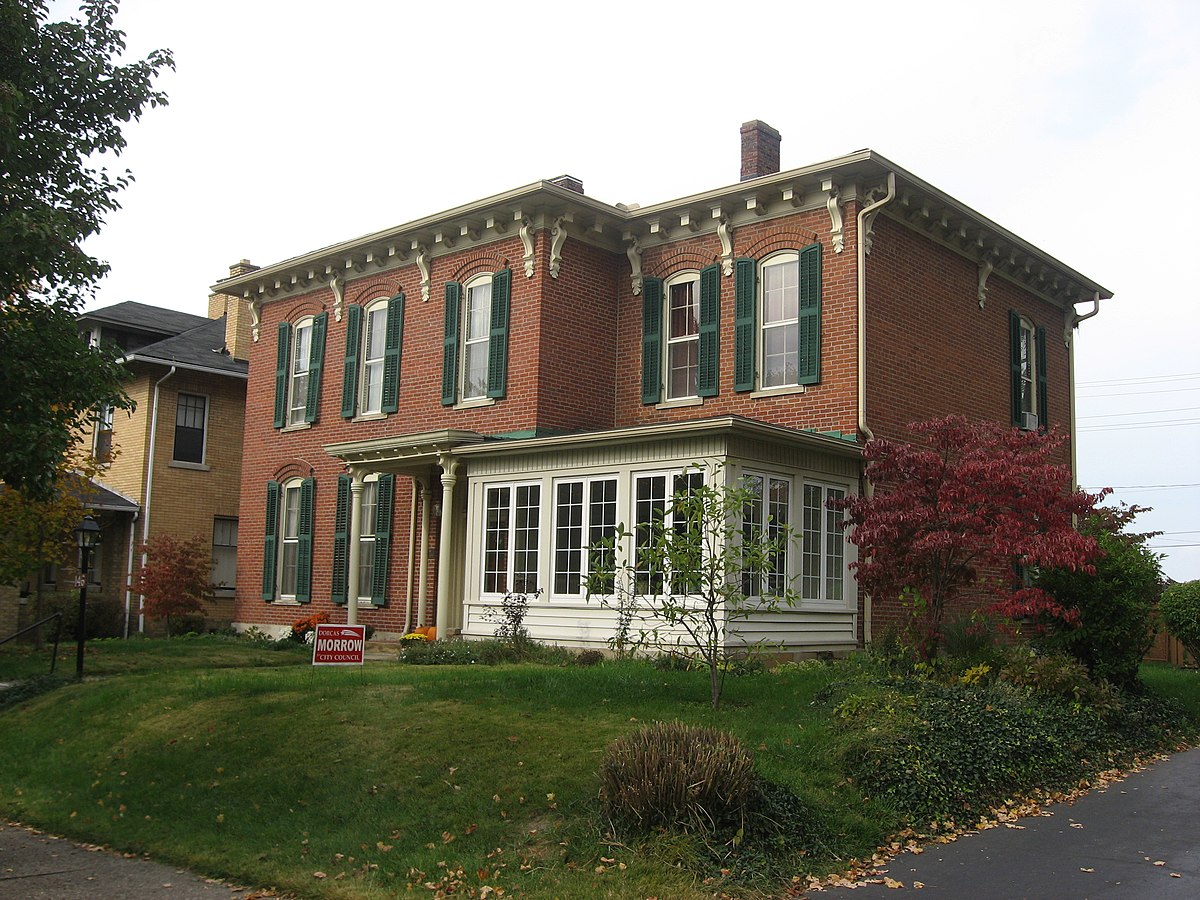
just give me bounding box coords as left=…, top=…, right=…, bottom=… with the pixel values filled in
left=855, top=172, right=896, bottom=647
left=1068, top=293, right=1102, bottom=489
left=123, top=510, right=140, bottom=639
left=140, top=365, right=176, bottom=633
left=404, top=478, right=420, bottom=633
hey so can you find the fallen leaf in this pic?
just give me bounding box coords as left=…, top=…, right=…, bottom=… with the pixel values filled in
left=312, top=872, right=327, bottom=879
left=1080, top=867, right=1095, bottom=873
left=1171, top=872, right=1181, bottom=878
left=884, top=877, right=904, bottom=888
left=1070, top=823, right=1084, bottom=829
left=1154, top=860, right=1166, bottom=866
left=913, top=882, right=925, bottom=889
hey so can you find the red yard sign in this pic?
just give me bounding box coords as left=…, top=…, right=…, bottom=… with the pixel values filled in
left=312, top=624, right=366, bottom=666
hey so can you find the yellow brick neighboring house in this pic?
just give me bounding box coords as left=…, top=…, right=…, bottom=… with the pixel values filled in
left=68, top=290, right=250, bottom=635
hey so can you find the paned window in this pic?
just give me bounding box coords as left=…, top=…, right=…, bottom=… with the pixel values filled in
left=552, top=477, right=618, bottom=595
left=361, top=304, right=388, bottom=413
left=733, top=245, right=821, bottom=391
left=288, top=321, right=312, bottom=426
left=356, top=479, right=378, bottom=601
left=442, top=271, right=511, bottom=405
left=802, top=483, right=846, bottom=603
left=263, top=478, right=314, bottom=602
left=633, top=471, right=704, bottom=595
left=666, top=274, right=699, bottom=399
left=173, top=393, right=207, bottom=464
left=1010, top=311, right=1047, bottom=429
left=212, top=517, right=238, bottom=594
left=741, top=473, right=790, bottom=596
left=94, top=404, right=113, bottom=464
left=483, top=483, right=540, bottom=595
left=280, top=481, right=302, bottom=598
left=761, top=253, right=799, bottom=388
left=274, top=314, right=327, bottom=428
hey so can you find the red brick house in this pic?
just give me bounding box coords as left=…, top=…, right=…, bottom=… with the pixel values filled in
left=216, top=121, right=1109, bottom=651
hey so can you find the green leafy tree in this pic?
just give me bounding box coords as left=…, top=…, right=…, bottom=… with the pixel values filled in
left=0, top=0, right=171, bottom=497
left=133, top=534, right=212, bottom=636
left=1034, top=505, right=1163, bottom=689
left=1160, top=580, right=1200, bottom=667
left=587, top=465, right=799, bottom=709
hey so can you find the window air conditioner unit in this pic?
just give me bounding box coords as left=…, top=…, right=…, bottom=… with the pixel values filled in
left=1021, top=412, right=1040, bottom=431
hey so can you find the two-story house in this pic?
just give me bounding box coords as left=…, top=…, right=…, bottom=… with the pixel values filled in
left=75, top=294, right=250, bottom=635
left=218, top=122, right=1109, bottom=652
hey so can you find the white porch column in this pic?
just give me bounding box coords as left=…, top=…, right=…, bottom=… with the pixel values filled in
left=418, top=484, right=433, bottom=627
left=345, top=469, right=365, bottom=626
left=434, top=454, right=459, bottom=640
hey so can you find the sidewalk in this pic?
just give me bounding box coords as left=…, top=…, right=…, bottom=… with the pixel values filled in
left=0, top=824, right=276, bottom=899
left=816, top=746, right=1200, bottom=898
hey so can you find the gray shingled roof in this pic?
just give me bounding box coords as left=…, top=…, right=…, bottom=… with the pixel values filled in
left=80, top=301, right=210, bottom=338
left=128, top=317, right=248, bottom=377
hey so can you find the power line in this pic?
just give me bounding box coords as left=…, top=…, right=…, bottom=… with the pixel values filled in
left=1077, top=420, right=1200, bottom=432
left=1077, top=406, right=1200, bottom=421
left=1077, top=372, right=1200, bottom=387
left=1077, top=386, right=1200, bottom=399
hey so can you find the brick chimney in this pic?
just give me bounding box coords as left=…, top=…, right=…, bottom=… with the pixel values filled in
left=549, top=174, right=584, bottom=194
left=207, top=260, right=259, bottom=361
left=740, top=120, right=781, bottom=181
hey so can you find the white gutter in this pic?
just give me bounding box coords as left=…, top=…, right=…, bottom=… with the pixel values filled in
left=1068, top=292, right=1103, bottom=488
left=123, top=510, right=139, bottom=639
left=855, top=171, right=896, bottom=647
left=404, top=480, right=418, bottom=634
left=139, top=365, right=176, bottom=633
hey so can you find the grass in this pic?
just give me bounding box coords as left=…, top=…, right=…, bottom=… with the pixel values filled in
left=0, top=644, right=1196, bottom=899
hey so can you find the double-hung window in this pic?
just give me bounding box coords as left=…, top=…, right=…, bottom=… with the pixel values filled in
left=173, top=392, right=207, bottom=464
left=94, top=403, right=114, bottom=464
left=274, top=313, right=328, bottom=428
left=331, top=473, right=394, bottom=606
left=733, top=244, right=822, bottom=392
left=1009, top=311, right=1047, bottom=430
left=741, top=473, right=791, bottom=597
left=342, top=295, right=404, bottom=418
left=442, top=270, right=512, bottom=405
left=641, top=265, right=720, bottom=404
left=801, top=482, right=847, bottom=604
left=262, top=478, right=314, bottom=602
left=483, top=482, right=540, bottom=595
left=212, top=517, right=238, bottom=595
left=552, top=476, right=618, bottom=596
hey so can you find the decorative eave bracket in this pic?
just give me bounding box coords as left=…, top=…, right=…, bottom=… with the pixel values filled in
left=625, top=234, right=643, bottom=295
left=822, top=178, right=845, bottom=253
left=549, top=215, right=571, bottom=279
left=248, top=295, right=261, bottom=342
left=327, top=271, right=345, bottom=322
left=714, top=207, right=733, bottom=276
left=415, top=243, right=431, bottom=302
left=977, top=257, right=994, bottom=309
left=519, top=217, right=535, bottom=278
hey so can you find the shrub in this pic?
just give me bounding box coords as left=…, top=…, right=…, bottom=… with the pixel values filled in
left=1035, top=508, right=1162, bottom=689
left=599, top=721, right=755, bottom=833
left=574, top=649, right=604, bottom=666
left=1160, top=580, right=1200, bottom=665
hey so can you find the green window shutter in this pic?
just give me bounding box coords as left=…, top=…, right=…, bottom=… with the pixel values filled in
left=341, top=305, right=362, bottom=418
left=733, top=258, right=757, bottom=392
left=273, top=323, right=290, bottom=428
left=441, top=282, right=461, bottom=406
left=295, top=477, right=315, bottom=603
left=304, top=312, right=328, bottom=424
left=371, top=474, right=394, bottom=606
left=381, top=293, right=405, bottom=414
left=331, top=474, right=350, bottom=605
left=797, top=244, right=822, bottom=386
left=486, top=269, right=511, bottom=399
left=697, top=264, right=721, bottom=397
left=262, top=481, right=280, bottom=600
left=641, top=277, right=663, bottom=404
left=1036, top=325, right=1048, bottom=429
left=1009, top=310, right=1022, bottom=426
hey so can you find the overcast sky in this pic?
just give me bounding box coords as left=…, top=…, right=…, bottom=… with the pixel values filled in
left=59, top=0, right=1199, bottom=581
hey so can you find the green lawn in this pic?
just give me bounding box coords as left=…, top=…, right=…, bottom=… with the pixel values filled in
left=0, top=641, right=1196, bottom=899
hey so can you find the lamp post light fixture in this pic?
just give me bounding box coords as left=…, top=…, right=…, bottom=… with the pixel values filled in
left=74, top=515, right=101, bottom=679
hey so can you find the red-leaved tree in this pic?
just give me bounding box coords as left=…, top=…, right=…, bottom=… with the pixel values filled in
left=839, top=416, right=1107, bottom=658
left=133, top=535, right=213, bottom=635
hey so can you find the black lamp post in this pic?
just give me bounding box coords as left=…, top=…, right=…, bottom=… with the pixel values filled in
left=74, top=515, right=101, bottom=679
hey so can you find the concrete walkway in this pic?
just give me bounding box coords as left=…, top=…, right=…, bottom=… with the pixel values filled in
left=0, top=824, right=277, bottom=899
left=816, top=746, right=1200, bottom=898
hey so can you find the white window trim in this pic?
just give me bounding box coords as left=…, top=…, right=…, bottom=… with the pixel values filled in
left=355, top=475, right=380, bottom=606
left=799, top=479, right=852, bottom=612
left=287, top=316, right=315, bottom=427
left=1018, top=315, right=1037, bottom=421
left=359, top=299, right=389, bottom=416
left=461, top=273, right=493, bottom=402
left=663, top=270, right=701, bottom=402
left=212, top=516, right=238, bottom=597
left=549, top=473, right=620, bottom=600
left=480, top=480, right=543, bottom=598
left=740, top=470, right=793, bottom=599
left=759, top=250, right=801, bottom=391
left=278, top=477, right=304, bottom=603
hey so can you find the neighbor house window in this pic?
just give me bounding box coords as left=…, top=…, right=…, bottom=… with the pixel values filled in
left=483, top=482, right=540, bottom=595
left=552, top=476, right=618, bottom=596
left=1009, top=311, right=1046, bottom=429
left=273, top=314, right=328, bottom=428
left=442, top=271, right=511, bottom=405
left=732, top=245, right=821, bottom=392
left=173, top=393, right=207, bottom=464
left=802, top=482, right=846, bottom=604
left=212, top=517, right=238, bottom=594
left=741, top=473, right=791, bottom=597
left=94, top=403, right=114, bottom=464
left=641, top=266, right=720, bottom=404
left=262, top=478, right=314, bottom=602
left=342, top=295, right=404, bottom=418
